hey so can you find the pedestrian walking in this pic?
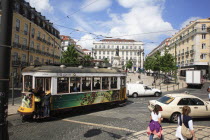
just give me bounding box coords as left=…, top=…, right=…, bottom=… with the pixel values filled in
left=175, top=106, right=196, bottom=140
left=147, top=105, right=163, bottom=140
left=43, top=91, right=51, bottom=118
left=207, top=86, right=210, bottom=101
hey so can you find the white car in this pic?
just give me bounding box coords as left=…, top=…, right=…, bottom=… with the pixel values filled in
left=148, top=93, right=210, bottom=122
left=127, top=83, right=162, bottom=97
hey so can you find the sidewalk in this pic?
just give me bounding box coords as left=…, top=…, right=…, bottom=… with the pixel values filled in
left=120, top=125, right=210, bottom=140
left=127, top=73, right=187, bottom=92
left=8, top=97, right=21, bottom=116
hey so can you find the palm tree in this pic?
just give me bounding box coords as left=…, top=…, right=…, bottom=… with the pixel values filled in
left=61, top=45, right=79, bottom=66
left=81, top=55, right=94, bottom=66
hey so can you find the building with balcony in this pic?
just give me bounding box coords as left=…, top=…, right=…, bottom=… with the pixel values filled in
left=168, top=18, right=210, bottom=76
left=92, top=39, right=144, bottom=71
left=8, top=0, right=61, bottom=88
left=60, top=35, right=76, bottom=51
left=147, top=38, right=170, bottom=57
left=148, top=18, right=210, bottom=77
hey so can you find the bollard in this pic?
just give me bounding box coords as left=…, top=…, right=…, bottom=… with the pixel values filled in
left=167, top=85, right=168, bottom=91
left=160, top=85, right=161, bottom=90
left=178, top=83, right=179, bottom=89
left=173, top=85, right=174, bottom=90
left=182, top=82, right=183, bottom=88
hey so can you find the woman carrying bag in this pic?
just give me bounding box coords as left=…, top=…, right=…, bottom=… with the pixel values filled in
left=175, top=106, right=196, bottom=140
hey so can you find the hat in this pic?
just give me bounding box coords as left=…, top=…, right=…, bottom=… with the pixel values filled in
left=46, top=91, right=51, bottom=95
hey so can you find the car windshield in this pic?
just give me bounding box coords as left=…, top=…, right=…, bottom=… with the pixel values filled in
left=157, top=96, right=174, bottom=104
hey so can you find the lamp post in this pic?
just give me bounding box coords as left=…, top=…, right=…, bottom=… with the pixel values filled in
left=175, top=43, right=177, bottom=84
left=138, top=49, right=144, bottom=72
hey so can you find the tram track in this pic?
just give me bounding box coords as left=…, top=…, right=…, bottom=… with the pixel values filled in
left=62, top=118, right=137, bottom=133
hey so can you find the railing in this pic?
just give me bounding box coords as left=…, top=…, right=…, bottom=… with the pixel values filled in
left=22, top=45, right=28, bottom=50
left=12, top=60, right=21, bottom=66
left=190, top=50, right=194, bottom=53
left=21, top=61, right=28, bottom=67
left=185, top=51, right=189, bottom=55
left=29, top=47, right=36, bottom=52
left=181, top=53, right=184, bottom=56
left=13, top=42, right=22, bottom=49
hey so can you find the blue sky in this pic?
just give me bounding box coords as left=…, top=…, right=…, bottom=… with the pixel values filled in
left=26, top=0, right=210, bottom=55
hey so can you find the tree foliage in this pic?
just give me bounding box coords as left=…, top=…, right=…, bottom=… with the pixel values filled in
left=126, top=59, right=133, bottom=69
left=103, top=58, right=109, bottom=64
left=61, top=45, right=79, bottom=66
left=81, top=55, right=94, bottom=67
left=144, top=49, right=177, bottom=74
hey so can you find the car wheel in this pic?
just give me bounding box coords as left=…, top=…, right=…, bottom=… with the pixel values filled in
left=170, top=112, right=180, bottom=123
left=132, top=93, right=138, bottom=98
left=154, top=92, right=161, bottom=97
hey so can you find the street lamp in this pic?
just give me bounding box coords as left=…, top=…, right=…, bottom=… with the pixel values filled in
left=138, top=49, right=144, bottom=72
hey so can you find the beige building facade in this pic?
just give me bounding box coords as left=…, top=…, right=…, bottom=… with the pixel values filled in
left=148, top=18, right=210, bottom=77
left=10, top=0, right=61, bottom=88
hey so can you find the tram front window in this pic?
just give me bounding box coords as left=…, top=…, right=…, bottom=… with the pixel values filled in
left=57, top=77, right=69, bottom=93
left=70, top=77, right=81, bottom=93
left=24, top=75, right=33, bottom=92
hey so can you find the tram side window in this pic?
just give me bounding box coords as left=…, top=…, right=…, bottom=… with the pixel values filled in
left=121, top=77, right=126, bottom=87
left=70, top=77, right=81, bottom=93
left=24, top=75, right=33, bottom=92
left=35, top=78, right=44, bottom=91
left=82, top=77, right=91, bottom=92
left=93, top=77, right=101, bottom=90
left=102, top=77, right=109, bottom=90
left=57, top=77, right=69, bottom=93
left=111, top=77, right=117, bottom=89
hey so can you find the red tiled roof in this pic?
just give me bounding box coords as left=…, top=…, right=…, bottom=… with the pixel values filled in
left=82, top=49, right=90, bottom=51
left=101, top=38, right=136, bottom=42
left=60, top=35, right=70, bottom=41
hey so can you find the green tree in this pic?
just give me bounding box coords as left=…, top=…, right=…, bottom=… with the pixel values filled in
left=81, top=55, right=94, bottom=67
left=160, top=50, right=177, bottom=74
left=61, top=45, right=79, bottom=66
left=144, top=56, right=155, bottom=71
left=103, top=58, right=109, bottom=64
left=126, top=59, right=133, bottom=69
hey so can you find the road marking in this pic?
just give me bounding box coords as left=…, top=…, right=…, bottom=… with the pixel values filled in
left=62, top=119, right=137, bottom=133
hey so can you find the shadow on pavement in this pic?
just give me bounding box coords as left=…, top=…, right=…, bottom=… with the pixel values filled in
left=84, top=128, right=123, bottom=139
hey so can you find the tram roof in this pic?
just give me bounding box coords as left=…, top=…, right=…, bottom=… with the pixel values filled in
left=22, top=66, right=125, bottom=74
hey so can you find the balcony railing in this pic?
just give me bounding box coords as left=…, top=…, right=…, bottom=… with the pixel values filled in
left=12, top=60, right=21, bottom=66
left=22, top=45, right=28, bottom=50
left=36, top=49, right=42, bottom=54
left=190, top=50, right=194, bottom=53
left=29, top=47, right=36, bottom=53
left=181, top=53, right=184, bottom=56
left=185, top=51, right=189, bottom=55
left=21, top=61, right=28, bottom=67
left=13, top=42, right=22, bottom=49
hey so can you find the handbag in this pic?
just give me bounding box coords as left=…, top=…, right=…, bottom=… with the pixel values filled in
left=181, top=115, right=193, bottom=139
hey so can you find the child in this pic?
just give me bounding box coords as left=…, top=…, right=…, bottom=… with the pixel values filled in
left=147, top=105, right=163, bottom=140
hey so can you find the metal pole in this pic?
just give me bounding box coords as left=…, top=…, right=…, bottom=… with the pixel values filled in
left=11, top=73, right=14, bottom=106
left=175, top=43, right=177, bottom=84
left=27, top=23, right=31, bottom=65
left=0, top=0, right=13, bottom=139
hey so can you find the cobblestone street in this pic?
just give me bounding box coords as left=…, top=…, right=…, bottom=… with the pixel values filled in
left=8, top=78, right=210, bottom=140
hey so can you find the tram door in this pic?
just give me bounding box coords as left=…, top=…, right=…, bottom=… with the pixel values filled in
left=35, top=77, right=51, bottom=92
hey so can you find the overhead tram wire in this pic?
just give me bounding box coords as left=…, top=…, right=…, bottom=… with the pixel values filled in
left=52, top=0, right=100, bottom=23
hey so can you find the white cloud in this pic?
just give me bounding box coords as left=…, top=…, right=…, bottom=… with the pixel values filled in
left=26, top=0, right=53, bottom=13
left=180, top=17, right=201, bottom=29
left=103, top=0, right=174, bottom=41
left=77, top=34, right=95, bottom=50
left=81, top=0, right=112, bottom=12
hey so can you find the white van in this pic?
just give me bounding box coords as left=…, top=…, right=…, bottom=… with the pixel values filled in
left=126, top=83, right=162, bottom=98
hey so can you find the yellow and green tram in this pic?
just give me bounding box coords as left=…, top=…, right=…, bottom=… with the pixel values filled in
left=18, top=65, right=127, bottom=117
